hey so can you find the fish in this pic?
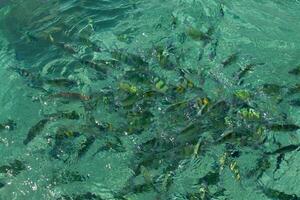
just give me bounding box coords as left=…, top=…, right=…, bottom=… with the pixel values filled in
left=93, top=141, right=126, bottom=155
left=216, top=130, right=236, bottom=144
left=261, top=186, right=300, bottom=200
left=57, top=192, right=108, bottom=200
left=154, top=46, right=176, bottom=69
left=185, top=189, right=212, bottom=200
left=187, top=27, right=211, bottom=42
left=80, top=59, right=107, bottom=74
left=268, top=144, right=300, bottom=155
left=165, top=100, right=189, bottom=112
left=120, top=94, right=140, bottom=108
left=54, top=128, right=81, bottom=141
left=44, top=78, right=77, bottom=87
left=221, top=53, right=238, bottom=67
left=56, top=42, right=78, bottom=54
left=77, top=136, right=96, bottom=158
left=198, top=171, right=220, bottom=185
left=161, top=172, right=173, bottom=192
left=119, top=82, right=138, bottom=94
left=10, top=67, right=35, bottom=79
left=287, top=84, right=300, bottom=95
left=288, top=66, right=300, bottom=75
left=289, top=99, right=300, bottom=107
left=229, top=161, right=241, bottom=181
left=266, top=124, right=300, bottom=132
left=0, top=160, right=26, bottom=176
left=23, top=118, right=50, bottom=145
left=49, top=128, right=81, bottom=160
left=119, top=183, right=152, bottom=196
left=154, top=78, right=168, bottom=93
left=111, top=50, right=148, bottom=67
left=9, top=67, right=42, bottom=84
left=246, top=155, right=270, bottom=179
left=45, top=110, right=80, bottom=120
left=10, top=67, right=43, bottom=88
left=50, top=92, right=91, bottom=101
left=140, top=165, right=153, bottom=185
left=52, top=170, right=87, bottom=185
left=260, top=84, right=283, bottom=96
left=219, top=4, right=225, bottom=17
left=236, top=63, right=264, bottom=85
left=208, top=39, right=218, bottom=60
left=0, top=181, right=5, bottom=188
left=0, top=119, right=16, bottom=131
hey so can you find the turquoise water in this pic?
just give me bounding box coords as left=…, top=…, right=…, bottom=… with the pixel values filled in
left=1, top=0, right=300, bottom=199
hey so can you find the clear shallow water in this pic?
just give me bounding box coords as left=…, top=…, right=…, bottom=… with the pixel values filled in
left=1, top=0, right=300, bottom=199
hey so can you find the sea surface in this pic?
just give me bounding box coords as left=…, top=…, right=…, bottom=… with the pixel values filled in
left=1, top=0, right=300, bottom=199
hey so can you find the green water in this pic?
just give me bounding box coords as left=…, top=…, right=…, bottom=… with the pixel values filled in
left=1, top=0, right=300, bottom=199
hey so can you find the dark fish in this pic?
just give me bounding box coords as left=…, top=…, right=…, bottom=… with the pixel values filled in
left=236, top=63, right=264, bottom=85
left=288, top=66, right=300, bottom=75
left=0, top=119, right=16, bottom=131
left=49, top=128, right=81, bottom=160
left=44, top=78, right=77, bottom=87
left=289, top=99, right=300, bottom=107
left=11, top=67, right=35, bottom=79
left=267, top=124, right=300, bottom=132
left=57, top=192, right=105, bottom=200
left=77, top=136, right=96, bottom=158
left=52, top=170, right=87, bottom=185
left=208, top=39, right=218, bottom=60
left=246, top=155, right=270, bottom=179
left=25, top=32, right=39, bottom=42
left=93, top=140, right=126, bottom=156
left=269, top=145, right=300, bottom=175
left=221, top=53, right=238, bottom=67
left=54, top=128, right=81, bottom=141
left=80, top=59, right=107, bottom=74
left=186, top=190, right=212, bottom=200
left=261, top=84, right=283, bottom=96
left=50, top=92, right=91, bottom=101
left=288, top=84, right=300, bottom=95
left=269, top=144, right=300, bottom=155
left=23, top=118, right=50, bottom=145
left=111, top=50, right=148, bottom=67
left=10, top=67, right=43, bottom=86
left=166, top=100, right=189, bottom=112
left=187, top=28, right=211, bottom=42
left=274, top=153, right=285, bottom=173
left=10, top=67, right=47, bottom=92
left=0, top=160, right=26, bottom=176
left=225, top=143, right=241, bottom=158
left=262, top=187, right=300, bottom=200
left=45, top=110, right=80, bottom=120
left=56, top=42, right=78, bottom=54
left=198, top=171, right=220, bottom=185
left=219, top=4, right=224, bottom=17
left=119, top=181, right=153, bottom=196
left=0, top=181, right=5, bottom=188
